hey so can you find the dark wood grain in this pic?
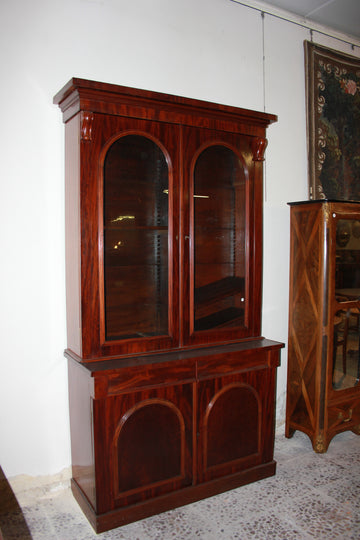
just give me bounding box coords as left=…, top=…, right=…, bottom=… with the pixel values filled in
left=55, top=78, right=282, bottom=532
left=67, top=337, right=281, bottom=531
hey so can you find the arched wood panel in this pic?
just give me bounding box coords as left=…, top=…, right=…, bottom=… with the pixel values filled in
left=204, top=383, right=260, bottom=470
left=197, top=372, right=267, bottom=483
left=105, top=383, right=193, bottom=509
left=113, top=399, right=185, bottom=497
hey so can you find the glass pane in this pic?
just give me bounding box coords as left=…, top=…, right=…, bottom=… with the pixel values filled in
left=103, top=135, right=169, bottom=340
left=333, top=219, right=360, bottom=390
left=193, top=145, right=246, bottom=332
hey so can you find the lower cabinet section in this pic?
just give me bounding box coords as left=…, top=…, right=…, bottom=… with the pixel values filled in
left=67, top=339, right=282, bottom=533
left=286, top=394, right=360, bottom=453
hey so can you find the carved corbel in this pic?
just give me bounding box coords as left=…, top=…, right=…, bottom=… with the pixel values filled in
left=251, top=137, right=268, bottom=161
left=81, top=111, right=94, bottom=141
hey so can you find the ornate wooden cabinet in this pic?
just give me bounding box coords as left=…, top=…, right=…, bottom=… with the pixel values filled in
left=286, top=200, right=360, bottom=453
left=54, top=78, right=283, bottom=533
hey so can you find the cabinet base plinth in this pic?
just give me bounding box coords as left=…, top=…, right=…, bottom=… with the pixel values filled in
left=71, top=461, right=277, bottom=534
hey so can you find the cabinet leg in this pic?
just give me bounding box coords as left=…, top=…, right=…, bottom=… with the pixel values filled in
left=312, top=433, right=329, bottom=453
left=285, top=425, right=295, bottom=439
left=351, top=424, right=360, bottom=435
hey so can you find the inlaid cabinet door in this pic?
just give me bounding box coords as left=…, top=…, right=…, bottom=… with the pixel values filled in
left=94, top=382, right=193, bottom=512
left=286, top=201, right=360, bottom=452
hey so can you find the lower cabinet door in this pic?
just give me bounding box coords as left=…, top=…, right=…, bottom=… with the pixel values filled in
left=96, top=383, right=193, bottom=511
left=197, top=368, right=275, bottom=483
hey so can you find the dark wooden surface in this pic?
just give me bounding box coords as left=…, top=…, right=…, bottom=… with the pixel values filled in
left=68, top=340, right=281, bottom=531
left=55, top=78, right=282, bottom=532
left=53, top=77, right=277, bottom=129
left=286, top=200, right=360, bottom=452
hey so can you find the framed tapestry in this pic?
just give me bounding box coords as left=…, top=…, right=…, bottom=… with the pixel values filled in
left=305, top=41, right=360, bottom=201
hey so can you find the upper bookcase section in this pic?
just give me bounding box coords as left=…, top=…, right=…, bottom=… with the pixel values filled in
left=54, top=77, right=277, bottom=359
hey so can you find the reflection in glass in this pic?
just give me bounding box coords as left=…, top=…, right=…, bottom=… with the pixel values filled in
left=103, top=135, right=169, bottom=340
left=193, top=145, right=246, bottom=331
left=333, top=218, right=360, bottom=390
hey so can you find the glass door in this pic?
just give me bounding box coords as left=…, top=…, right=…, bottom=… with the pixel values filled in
left=333, top=218, right=360, bottom=390
left=101, top=124, right=179, bottom=353
left=193, top=145, right=246, bottom=332
left=181, top=128, right=254, bottom=346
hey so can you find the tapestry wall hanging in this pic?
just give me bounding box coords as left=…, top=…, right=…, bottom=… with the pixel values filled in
left=305, top=41, right=360, bottom=201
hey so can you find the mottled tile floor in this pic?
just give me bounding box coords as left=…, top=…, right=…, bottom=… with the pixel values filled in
left=1, top=429, right=359, bottom=539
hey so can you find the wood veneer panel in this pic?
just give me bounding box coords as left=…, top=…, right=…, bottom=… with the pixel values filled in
left=286, top=203, right=324, bottom=438
left=64, top=115, right=82, bottom=356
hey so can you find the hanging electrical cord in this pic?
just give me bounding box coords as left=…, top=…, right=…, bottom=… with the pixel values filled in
left=261, top=11, right=266, bottom=113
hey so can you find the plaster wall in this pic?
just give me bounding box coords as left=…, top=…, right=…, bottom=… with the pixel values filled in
left=0, top=0, right=359, bottom=477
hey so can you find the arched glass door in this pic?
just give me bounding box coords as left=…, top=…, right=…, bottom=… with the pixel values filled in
left=193, top=145, right=247, bottom=332
left=103, top=135, right=169, bottom=341
left=333, top=218, right=360, bottom=390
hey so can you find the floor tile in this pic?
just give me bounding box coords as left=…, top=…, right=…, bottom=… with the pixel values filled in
left=2, top=429, right=359, bottom=539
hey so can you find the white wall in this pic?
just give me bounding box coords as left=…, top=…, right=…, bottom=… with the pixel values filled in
left=0, top=0, right=359, bottom=478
